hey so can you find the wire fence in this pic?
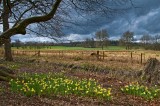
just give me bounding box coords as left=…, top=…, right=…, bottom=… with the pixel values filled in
left=0, top=50, right=160, bottom=64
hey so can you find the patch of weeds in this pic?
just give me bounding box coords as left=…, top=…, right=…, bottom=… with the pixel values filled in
left=9, top=73, right=112, bottom=100
left=81, top=63, right=96, bottom=71
left=8, top=64, right=20, bottom=70
left=121, top=82, right=160, bottom=100
left=0, top=62, right=19, bottom=70
left=73, top=56, right=83, bottom=61
left=0, top=87, right=4, bottom=92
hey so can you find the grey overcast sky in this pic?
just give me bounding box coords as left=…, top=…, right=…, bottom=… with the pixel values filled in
left=11, top=0, right=160, bottom=42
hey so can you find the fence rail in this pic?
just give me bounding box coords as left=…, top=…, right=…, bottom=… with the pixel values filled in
left=0, top=50, right=159, bottom=64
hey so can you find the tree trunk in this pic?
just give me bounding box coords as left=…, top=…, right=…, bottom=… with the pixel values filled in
left=102, top=44, right=104, bottom=50
left=4, top=38, right=13, bottom=61
left=2, top=0, right=13, bottom=61
left=0, top=0, right=14, bottom=81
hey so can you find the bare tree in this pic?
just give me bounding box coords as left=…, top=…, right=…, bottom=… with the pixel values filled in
left=96, top=29, right=109, bottom=50
left=154, top=34, right=160, bottom=43
left=0, top=0, right=134, bottom=61
left=0, top=0, right=62, bottom=61
left=0, top=0, right=134, bottom=81
left=121, top=30, right=134, bottom=50
left=84, top=38, right=95, bottom=48
left=141, top=34, right=160, bottom=50
left=140, top=34, right=152, bottom=44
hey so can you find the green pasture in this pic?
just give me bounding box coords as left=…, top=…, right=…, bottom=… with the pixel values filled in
left=11, top=46, right=126, bottom=51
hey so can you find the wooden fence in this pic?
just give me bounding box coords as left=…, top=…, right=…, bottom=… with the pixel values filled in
left=0, top=50, right=159, bottom=64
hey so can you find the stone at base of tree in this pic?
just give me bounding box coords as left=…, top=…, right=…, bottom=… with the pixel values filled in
left=141, top=58, right=160, bottom=85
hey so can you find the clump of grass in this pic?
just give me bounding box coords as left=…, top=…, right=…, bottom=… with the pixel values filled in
left=73, top=56, right=82, bottom=61
left=0, top=86, right=4, bottom=92
left=9, top=73, right=112, bottom=100
left=0, top=88, right=2, bottom=92
left=121, top=82, right=160, bottom=100
left=8, top=64, right=19, bottom=70
left=81, top=63, right=99, bottom=71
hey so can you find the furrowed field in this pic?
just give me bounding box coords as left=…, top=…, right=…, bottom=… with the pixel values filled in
left=0, top=46, right=160, bottom=105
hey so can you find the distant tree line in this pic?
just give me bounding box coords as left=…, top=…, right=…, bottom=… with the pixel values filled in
left=11, top=30, right=160, bottom=51
left=12, top=40, right=55, bottom=49
left=140, top=34, right=160, bottom=50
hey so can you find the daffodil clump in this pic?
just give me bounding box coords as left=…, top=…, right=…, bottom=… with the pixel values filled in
left=9, top=73, right=112, bottom=100
left=8, top=64, right=19, bottom=70
left=121, top=82, right=160, bottom=100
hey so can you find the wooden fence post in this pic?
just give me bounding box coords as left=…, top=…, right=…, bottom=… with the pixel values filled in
left=97, top=51, right=99, bottom=60
left=103, top=51, right=105, bottom=60
left=62, top=51, right=64, bottom=58
left=144, top=53, right=145, bottom=63
left=38, top=50, right=40, bottom=57
left=131, top=52, right=133, bottom=63
left=140, top=53, right=143, bottom=64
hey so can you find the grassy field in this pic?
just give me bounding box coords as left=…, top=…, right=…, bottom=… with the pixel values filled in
left=2, top=45, right=160, bottom=65
left=1, top=44, right=160, bottom=105
left=1, top=45, right=160, bottom=105
left=50, top=46, right=126, bottom=50
left=0, top=55, right=160, bottom=105
left=12, top=46, right=126, bottom=51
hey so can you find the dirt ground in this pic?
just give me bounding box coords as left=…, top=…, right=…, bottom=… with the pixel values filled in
left=0, top=56, right=160, bottom=106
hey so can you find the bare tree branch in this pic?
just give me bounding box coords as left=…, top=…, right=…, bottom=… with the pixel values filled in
left=0, top=0, right=62, bottom=45
left=13, top=5, right=35, bottom=27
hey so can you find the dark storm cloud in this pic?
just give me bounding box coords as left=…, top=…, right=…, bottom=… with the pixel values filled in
left=67, top=0, right=160, bottom=41
left=12, top=0, right=160, bottom=42
left=134, top=0, right=160, bottom=16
